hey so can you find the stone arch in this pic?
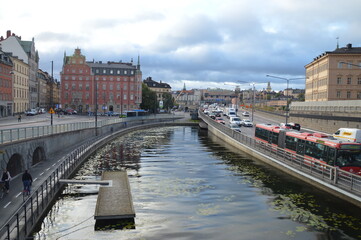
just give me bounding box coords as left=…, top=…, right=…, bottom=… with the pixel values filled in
left=32, top=147, right=46, bottom=166
left=7, top=153, right=23, bottom=177
left=109, top=105, right=114, bottom=111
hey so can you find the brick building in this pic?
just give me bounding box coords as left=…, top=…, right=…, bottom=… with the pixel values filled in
left=61, top=48, right=142, bottom=114
left=0, top=49, right=13, bottom=117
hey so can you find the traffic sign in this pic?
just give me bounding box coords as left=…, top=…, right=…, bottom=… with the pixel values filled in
left=49, top=108, right=55, bottom=114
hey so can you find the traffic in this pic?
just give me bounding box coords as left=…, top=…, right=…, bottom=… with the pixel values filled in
left=201, top=103, right=361, bottom=176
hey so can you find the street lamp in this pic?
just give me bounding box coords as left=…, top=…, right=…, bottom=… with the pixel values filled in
left=266, top=75, right=305, bottom=125
left=94, top=77, right=98, bottom=136
left=237, top=81, right=258, bottom=122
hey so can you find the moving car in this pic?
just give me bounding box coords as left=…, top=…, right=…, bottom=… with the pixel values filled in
left=215, top=117, right=226, bottom=124
left=230, top=116, right=242, bottom=126
left=229, top=123, right=241, bottom=132
left=242, top=119, right=253, bottom=127
left=242, top=111, right=250, bottom=117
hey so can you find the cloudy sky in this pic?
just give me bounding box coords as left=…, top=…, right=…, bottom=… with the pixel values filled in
left=1, top=0, right=360, bottom=91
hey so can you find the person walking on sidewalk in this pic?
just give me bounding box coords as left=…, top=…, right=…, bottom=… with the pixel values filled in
left=18, top=114, right=21, bottom=122
left=1, top=169, right=11, bottom=193
left=22, top=170, right=33, bottom=195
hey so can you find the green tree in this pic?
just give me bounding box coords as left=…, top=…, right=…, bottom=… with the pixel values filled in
left=297, top=92, right=305, bottom=101
left=140, top=83, right=158, bottom=113
left=162, top=92, right=174, bottom=111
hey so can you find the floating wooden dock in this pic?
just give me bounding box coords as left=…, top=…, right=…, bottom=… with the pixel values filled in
left=59, top=179, right=111, bottom=185
left=94, top=171, right=135, bottom=221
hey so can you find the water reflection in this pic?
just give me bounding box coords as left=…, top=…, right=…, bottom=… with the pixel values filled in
left=33, top=126, right=361, bottom=240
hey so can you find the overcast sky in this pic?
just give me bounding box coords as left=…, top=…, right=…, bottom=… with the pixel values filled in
left=1, top=0, right=360, bottom=91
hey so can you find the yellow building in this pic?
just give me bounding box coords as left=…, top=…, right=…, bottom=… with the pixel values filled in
left=305, top=43, right=361, bottom=102
left=143, top=77, right=171, bottom=101
left=11, top=56, right=29, bottom=113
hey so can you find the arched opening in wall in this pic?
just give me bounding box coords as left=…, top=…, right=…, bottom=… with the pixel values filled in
left=109, top=105, right=114, bottom=111
left=32, top=147, right=46, bottom=165
left=7, top=154, right=23, bottom=177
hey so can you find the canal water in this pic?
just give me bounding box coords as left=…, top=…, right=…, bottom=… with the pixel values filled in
left=33, top=126, right=361, bottom=240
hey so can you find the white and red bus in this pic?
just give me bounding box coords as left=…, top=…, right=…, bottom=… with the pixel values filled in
left=255, top=124, right=361, bottom=175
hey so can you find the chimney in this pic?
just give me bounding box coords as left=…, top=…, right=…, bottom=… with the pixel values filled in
left=6, top=30, right=11, bottom=38
left=347, top=43, right=352, bottom=49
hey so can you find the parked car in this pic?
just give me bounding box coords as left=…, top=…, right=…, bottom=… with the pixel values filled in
left=25, top=109, right=37, bottom=116
left=229, top=123, right=241, bottom=132
left=215, top=117, right=226, bottom=124
left=65, top=109, right=77, bottom=115
left=242, top=119, right=254, bottom=127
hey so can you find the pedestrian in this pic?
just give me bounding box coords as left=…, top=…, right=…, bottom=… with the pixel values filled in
left=1, top=169, right=11, bottom=193
left=22, top=170, right=33, bottom=195
left=18, top=115, right=21, bottom=122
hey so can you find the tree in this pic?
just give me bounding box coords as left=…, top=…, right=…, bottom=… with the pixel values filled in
left=140, top=83, right=158, bottom=113
left=162, top=92, right=174, bottom=111
left=297, top=92, right=305, bottom=101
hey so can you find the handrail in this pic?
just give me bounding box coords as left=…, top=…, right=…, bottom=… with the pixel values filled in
left=198, top=110, right=361, bottom=196
left=0, top=114, right=178, bottom=145
left=0, top=115, right=182, bottom=240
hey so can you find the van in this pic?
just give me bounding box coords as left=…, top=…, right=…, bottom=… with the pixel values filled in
left=333, top=128, right=361, bottom=143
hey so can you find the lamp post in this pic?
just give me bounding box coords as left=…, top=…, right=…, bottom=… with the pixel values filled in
left=94, top=77, right=98, bottom=136
left=237, top=81, right=258, bottom=122
left=266, top=75, right=305, bottom=125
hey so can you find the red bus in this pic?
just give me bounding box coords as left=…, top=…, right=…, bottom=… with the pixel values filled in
left=255, top=124, right=361, bottom=175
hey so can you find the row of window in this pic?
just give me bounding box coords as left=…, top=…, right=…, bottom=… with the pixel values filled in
left=64, top=83, right=138, bottom=91
left=0, top=93, right=12, bottom=101
left=337, top=77, right=361, bottom=85
left=63, top=92, right=134, bottom=101
left=336, top=90, right=361, bottom=99
left=94, top=68, right=134, bottom=75
left=63, top=76, right=136, bottom=82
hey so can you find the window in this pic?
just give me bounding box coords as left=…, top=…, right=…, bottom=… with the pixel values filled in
left=72, top=84, right=76, bottom=90
left=337, top=77, right=341, bottom=84
left=79, top=77, right=82, bottom=81
left=110, top=84, right=113, bottom=90
left=96, top=69, right=99, bottom=73
left=79, top=84, right=83, bottom=90
left=347, top=91, right=351, bottom=98
left=357, top=92, right=361, bottom=99
left=336, top=91, right=341, bottom=98
left=86, top=84, right=90, bottom=90
left=358, top=78, right=361, bottom=85
left=103, top=69, right=106, bottom=74
left=110, top=70, right=113, bottom=74
left=65, top=83, right=68, bottom=90
left=102, top=84, right=106, bottom=90
left=117, top=70, right=120, bottom=74
left=124, top=70, right=127, bottom=74
left=117, top=84, right=120, bottom=90
left=338, top=62, right=343, bottom=68
left=131, top=70, right=134, bottom=75
left=347, top=77, right=352, bottom=84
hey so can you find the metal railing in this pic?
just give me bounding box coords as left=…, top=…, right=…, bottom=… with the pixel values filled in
left=199, top=110, right=361, bottom=196
left=0, top=115, right=182, bottom=240
left=0, top=139, right=96, bottom=240
left=0, top=114, right=177, bottom=145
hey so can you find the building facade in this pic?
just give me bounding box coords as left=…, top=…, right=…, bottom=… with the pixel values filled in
left=0, top=30, right=39, bottom=108
left=0, top=50, right=13, bottom=117
left=143, top=77, right=171, bottom=102
left=11, top=56, right=29, bottom=114
left=61, top=48, right=142, bottom=114
left=305, top=43, right=361, bottom=102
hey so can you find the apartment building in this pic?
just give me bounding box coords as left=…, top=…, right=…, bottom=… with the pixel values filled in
left=305, top=43, right=361, bottom=101
left=0, top=30, right=39, bottom=108
left=143, top=77, right=171, bottom=101
left=11, top=56, right=29, bottom=114
left=0, top=50, right=13, bottom=117
left=61, top=48, right=142, bottom=113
